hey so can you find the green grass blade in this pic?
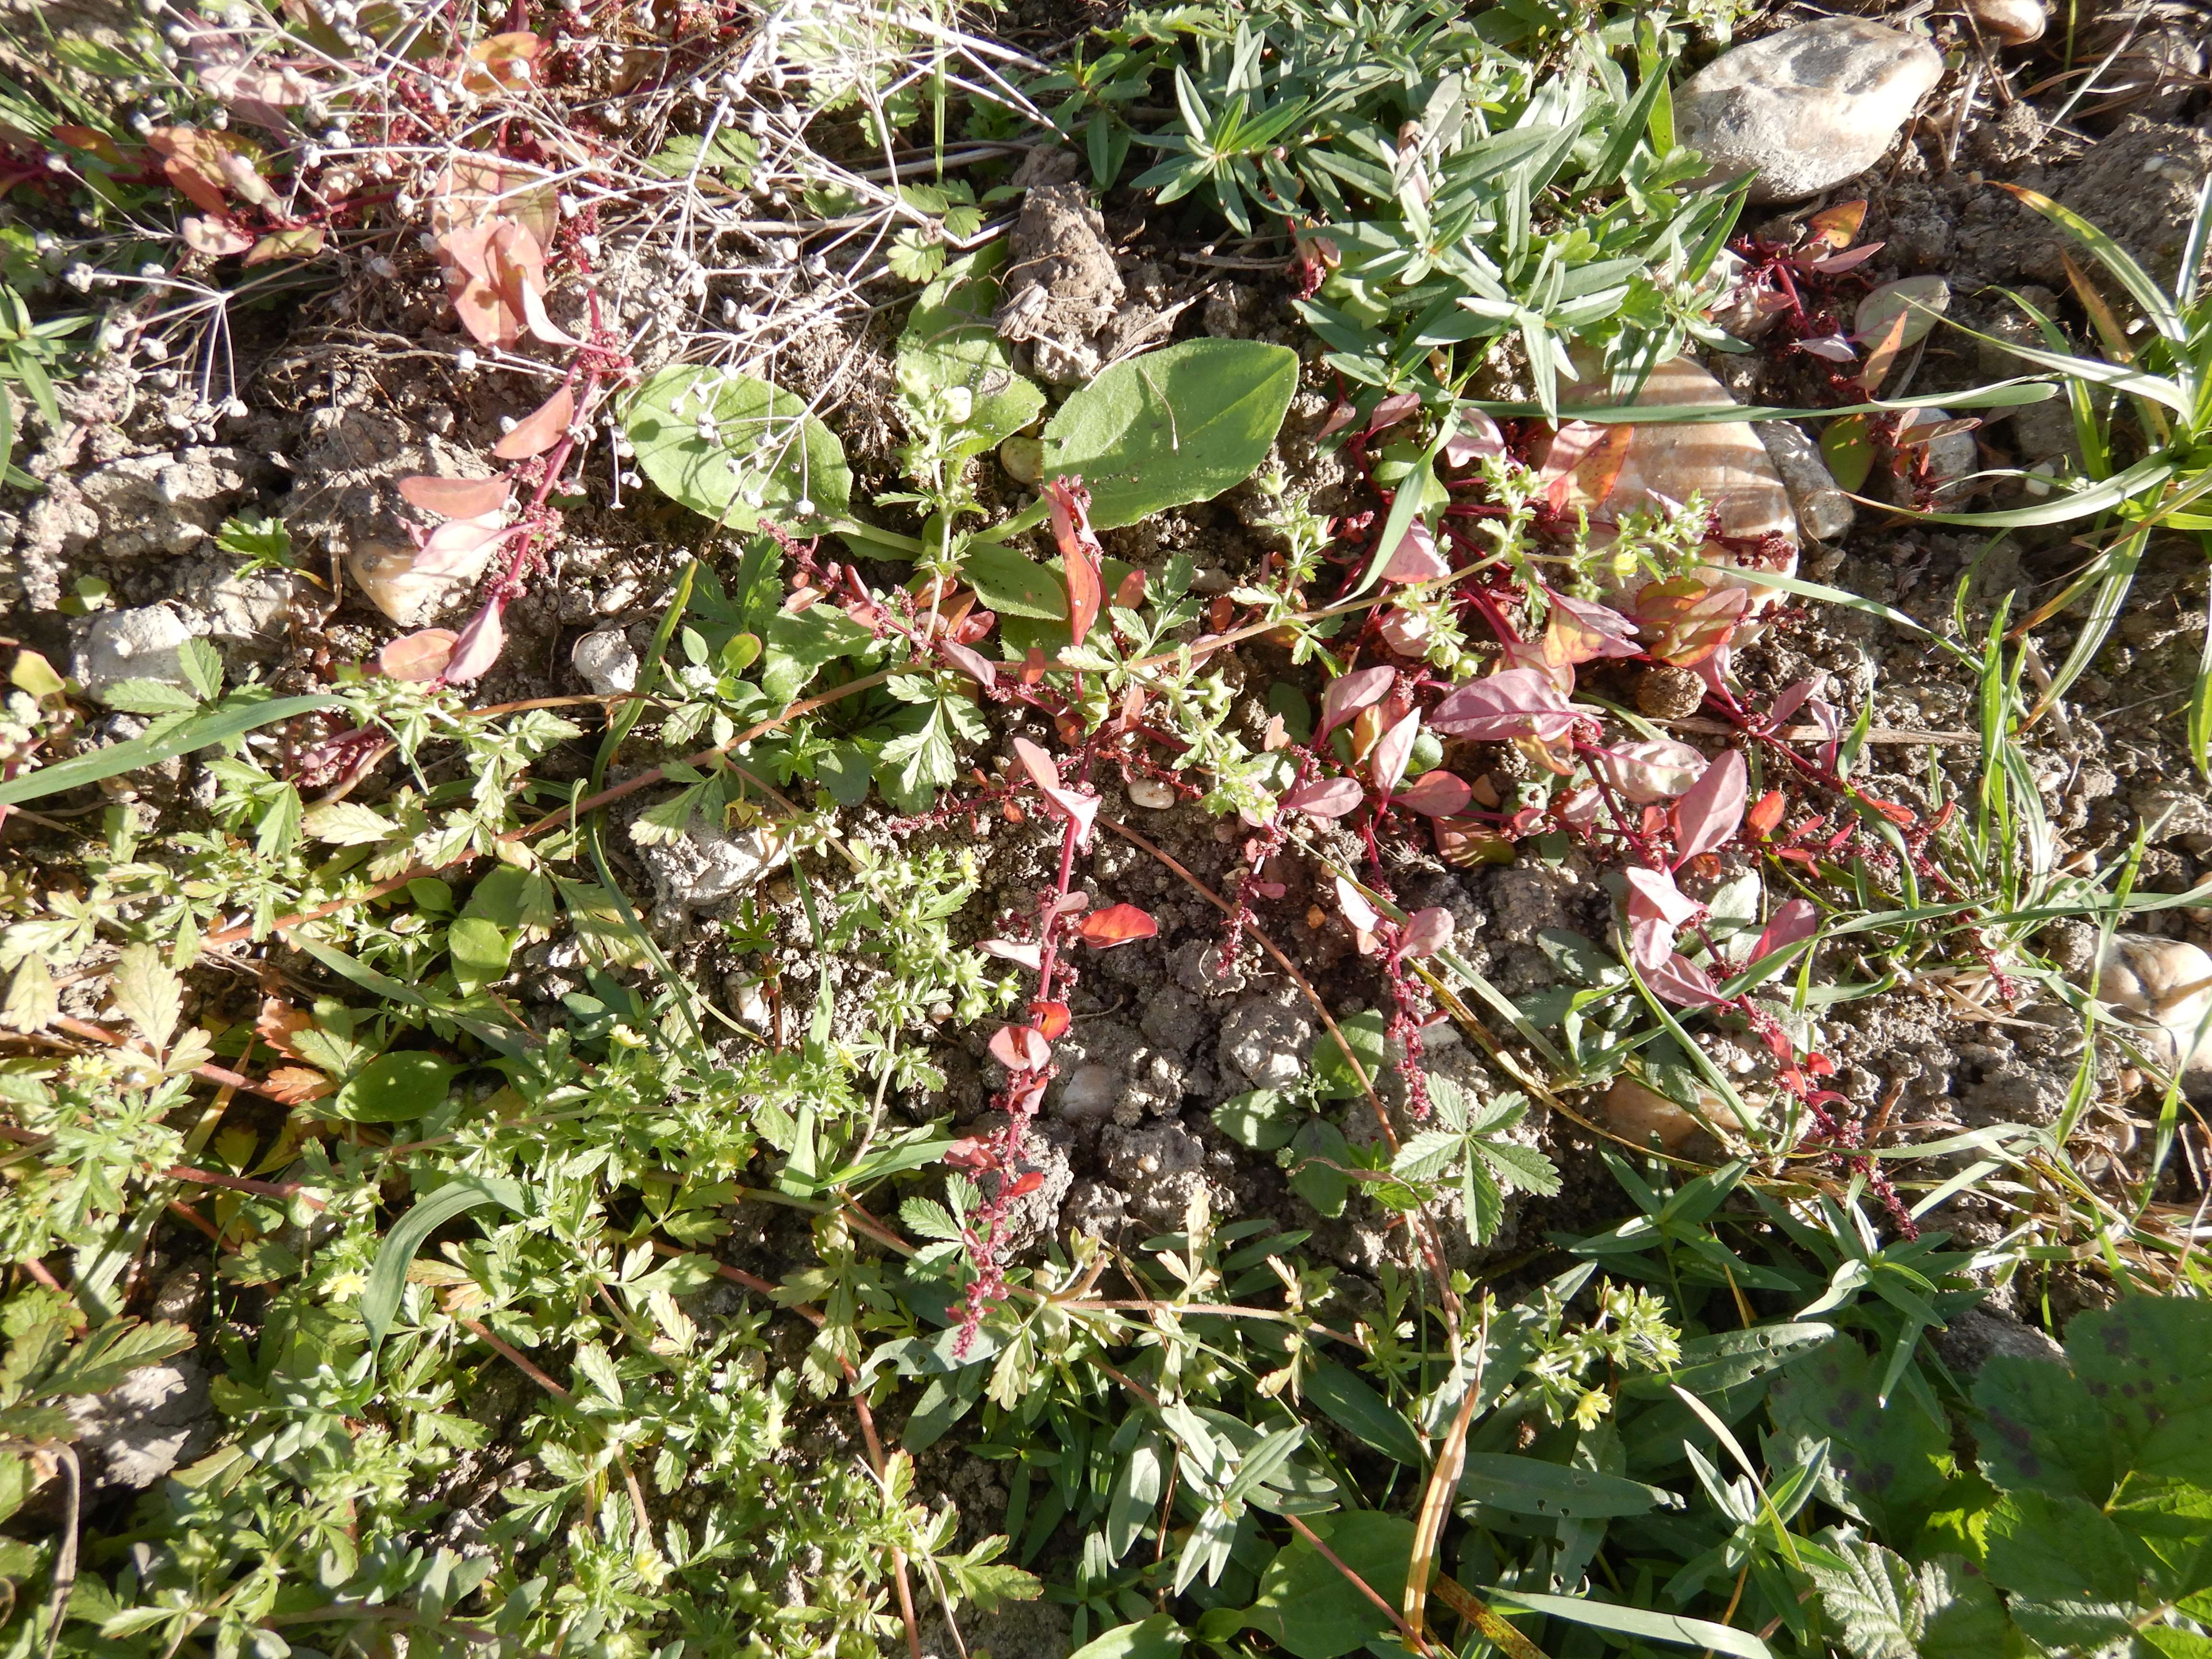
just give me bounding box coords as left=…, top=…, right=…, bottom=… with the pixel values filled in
left=0, top=693, right=346, bottom=805
left=2033, top=523, right=2147, bottom=717
left=1997, top=181, right=2186, bottom=344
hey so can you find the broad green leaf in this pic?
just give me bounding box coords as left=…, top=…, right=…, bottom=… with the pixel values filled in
left=333, top=1052, right=459, bottom=1123
left=447, top=916, right=513, bottom=995
left=1621, top=1321, right=1832, bottom=1397
left=1985, top=1489, right=2142, bottom=1651
left=1311, top=1008, right=1387, bottom=1101
left=1288, top=1117, right=1351, bottom=1218
left=760, top=603, right=876, bottom=703
left=2067, top=1298, right=2212, bottom=1486
left=1457, top=1453, right=1677, bottom=1519
left=110, top=943, right=181, bottom=1051
left=361, top=1176, right=532, bottom=1347
left=1304, top=1359, right=1425, bottom=1466
left=1803, top=1540, right=2005, bottom=1659
left=1767, top=1334, right=1952, bottom=1543
left=1070, top=1614, right=1186, bottom=1659
left=1213, top=1088, right=1301, bottom=1151
left=962, top=541, right=1069, bottom=623
left=1973, top=1353, right=2113, bottom=1502
left=1041, top=339, right=1298, bottom=529
left=625, top=365, right=851, bottom=531
left=897, top=241, right=1045, bottom=454
left=1239, top=1511, right=1414, bottom=1659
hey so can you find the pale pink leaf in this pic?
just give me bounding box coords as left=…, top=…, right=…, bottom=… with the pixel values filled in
left=1392, top=770, right=1471, bottom=817
left=1441, top=412, right=1505, bottom=468
left=1317, top=400, right=1358, bottom=440
left=1379, top=517, right=1449, bottom=585
left=1624, top=865, right=1702, bottom=928
left=1628, top=913, right=1677, bottom=971
left=399, top=474, right=512, bottom=520
left=1647, top=953, right=1728, bottom=1007
left=440, top=600, right=506, bottom=684
left=379, top=629, right=456, bottom=682
left=1557, top=785, right=1602, bottom=828
left=1764, top=678, right=1818, bottom=731
left=1794, top=334, right=1858, bottom=363
left=1284, top=776, right=1366, bottom=819
left=1673, top=751, right=1747, bottom=861
left=1591, top=739, right=1708, bottom=804
left=1334, top=876, right=1381, bottom=934
left=519, top=277, right=581, bottom=348
left=1318, top=666, right=1395, bottom=741
left=1370, top=711, right=1421, bottom=795
left=1011, top=736, right=1062, bottom=794
left=1550, top=591, right=1642, bottom=659
left=1400, top=907, right=1454, bottom=959
left=1041, top=784, right=1099, bottom=849
left=979, top=938, right=1044, bottom=970
left=1748, top=898, right=1820, bottom=964
left=493, top=384, right=574, bottom=459
left=989, top=1023, right=1052, bottom=1072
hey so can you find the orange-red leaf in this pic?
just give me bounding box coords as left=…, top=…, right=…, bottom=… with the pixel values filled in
left=1045, top=477, right=1104, bottom=647
left=494, top=384, right=573, bottom=459
left=1746, top=790, right=1786, bottom=839
left=263, top=1065, right=334, bottom=1105
left=1074, top=902, right=1158, bottom=948
left=1029, top=1000, right=1071, bottom=1039
left=989, top=1023, right=1052, bottom=1072
left=254, top=996, right=314, bottom=1062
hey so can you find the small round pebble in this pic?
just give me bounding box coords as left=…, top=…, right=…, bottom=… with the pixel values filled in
left=1128, top=777, right=1176, bottom=810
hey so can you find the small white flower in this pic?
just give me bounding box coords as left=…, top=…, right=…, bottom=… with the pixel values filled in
left=943, top=385, right=973, bottom=423
left=620, top=469, right=641, bottom=487
left=793, top=497, right=815, bottom=517
left=456, top=348, right=479, bottom=373
left=559, top=192, right=579, bottom=217
left=138, top=260, right=164, bottom=278
left=498, top=415, right=517, bottom=433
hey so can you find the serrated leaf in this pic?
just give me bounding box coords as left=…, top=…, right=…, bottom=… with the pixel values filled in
left=3, top=954, right=56, bottom=1034
left=301, top=801, right=396, bottom=844
left=110, top=942, right=180, bottom=1051
left=1392, top=1129, right=1460, bottom=1181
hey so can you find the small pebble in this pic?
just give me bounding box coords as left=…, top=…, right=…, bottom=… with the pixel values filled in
left=999, top=435, right=1043, bottom=485
left=1599, top=1078, right=1753, bottom=1152
left=1128, top=777, right=1176, bottom=810
left=1969, top=0, right=2046, bottom=44
left=2090, top=934, right=2212, bottom=1081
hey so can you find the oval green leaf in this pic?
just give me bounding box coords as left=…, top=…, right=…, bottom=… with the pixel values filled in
left=333, top=1051, right=459, bottom=1123
left=625, top=365, right=851, bottom=531
left=1042, top=339, right=1298, bottom=529
left=1069, top=1614, right=1188, bottom=1659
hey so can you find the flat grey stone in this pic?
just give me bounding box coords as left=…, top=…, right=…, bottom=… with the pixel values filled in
left=1677, top=19, right=1943, bottom=204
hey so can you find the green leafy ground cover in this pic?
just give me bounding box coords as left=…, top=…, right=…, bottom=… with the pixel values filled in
left=1, top=0, right=2211, bottom=1656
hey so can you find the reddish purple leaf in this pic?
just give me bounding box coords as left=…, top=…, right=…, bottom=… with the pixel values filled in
left=1673, top=751, right=1747, bottom=861
left=1284, top=776, right=1366, bottom=819
left=440, top=599, right=506, bottom=684
left=1370, top=711, right=1421, bottom=794
left=1011, top=736, right=1061, bottom=793
left=1392, top=770, right=1471, bottom=817
left=1318, top=400, right=1358, bottom=440
left=940, top=639, right=997, bottom=689
left=1400, top=906, right=1454, bottom=959
left=1748, top=898, right=1820, bottom=963
left=1625, top=865, right=1701, bottom=927
left=1764, top=678, right=1819, bottom=731
left=1628, top=913, right=1676, bottom=971
left=1647, top=953, right=1729, bottom=1007
left=1319, top=666, right=1395, bottom=741
left=1428, top=668, right=1583, bottom=742
left=1366, top=390, right=1420, bottom=435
